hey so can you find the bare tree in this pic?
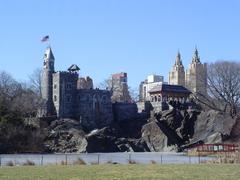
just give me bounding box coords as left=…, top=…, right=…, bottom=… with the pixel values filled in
left=28, top=68, right=42, bottom=96
left=0, top=70, right=42, bottom=117
left=195, top=61, right=240, bottom=117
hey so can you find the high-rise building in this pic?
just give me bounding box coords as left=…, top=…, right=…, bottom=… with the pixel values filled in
left=109, top=72, right=132, bottom=102
left=168, top=48, right=207, bottom=96
left=185, top=48, right=207, bottom=96
left=169, top=51, right=185, bottom=87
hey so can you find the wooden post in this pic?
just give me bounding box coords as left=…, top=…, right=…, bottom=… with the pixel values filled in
left=41, top=155, right=43, bottom=166
left=198, top=152, right=200, bottom=164
left=160, top=155, right=162, bottom=164
left=65, top=154, right=68, bottom=165
left=97, top=154, right=100, bottom=165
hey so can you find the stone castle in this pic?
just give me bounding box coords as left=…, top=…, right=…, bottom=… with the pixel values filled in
left=40, top=46, right=207, bottom=129
left=40, top=47, right=113, bottom=130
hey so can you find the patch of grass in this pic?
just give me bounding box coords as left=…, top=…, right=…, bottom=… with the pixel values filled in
left=0, top=164, right=240, bottom=180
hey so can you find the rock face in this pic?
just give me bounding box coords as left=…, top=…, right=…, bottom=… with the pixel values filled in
left=42, top=107, right=239, bottom=153
left=141, top=121, right=169, bottom=151
left=44, top=119, right=87, bottom=153
left=85, top=126, right=149, bottom=152
left=191, top=110, right=236, bottom=144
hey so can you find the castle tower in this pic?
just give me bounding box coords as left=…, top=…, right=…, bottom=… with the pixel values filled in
left=169, top=51, right=185, bottom=86
left=185, top=48, right=207, bottom=96
left=41, top=47, right=55, bottom=116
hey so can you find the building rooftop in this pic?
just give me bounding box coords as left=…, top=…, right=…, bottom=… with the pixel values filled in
left=149, top=84, right=191, bottom=94
left=68, top=64, right=80, bottom=71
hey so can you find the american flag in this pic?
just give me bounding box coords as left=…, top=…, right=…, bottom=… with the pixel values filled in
left=41, top=35, right=49, bottom=42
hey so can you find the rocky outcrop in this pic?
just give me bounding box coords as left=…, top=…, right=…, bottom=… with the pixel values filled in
left=42, top=108, right=239, bottom=153
left=44, top=119, right=87, bottom=153
left=191, top=110, right=236, bottom=144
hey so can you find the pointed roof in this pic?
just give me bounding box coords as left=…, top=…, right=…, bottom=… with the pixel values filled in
left=192, top=47, right=200, bottom=63
left=175, top=51, right=182, bottom=65
left=68, top=64, right=80, bottom=71
left=44, top=47, right=55, bottom=60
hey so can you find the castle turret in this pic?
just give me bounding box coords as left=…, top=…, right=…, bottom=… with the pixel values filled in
left=185, top=47, right=207, bottom=96
left=41, top=47, right=55, bottom=116
left=169, top=51, right=185, bottom=86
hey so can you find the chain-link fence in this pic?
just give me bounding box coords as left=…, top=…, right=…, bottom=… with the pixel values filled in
left=0, top=152, right=216, bottom=166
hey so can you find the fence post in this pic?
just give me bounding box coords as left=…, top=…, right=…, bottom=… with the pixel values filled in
left=0, top=155, right=1, bottom=167
left=65, top=154, right=68, bottom=165
left=198, top=152, right=200, bottom=164
left=41, top=155, right=43, bottom=166
left=97, top=154, right=100, bottom=165
left=160, top=155, right=162, bottom=164
left=189, top=156, right=191, bottom=164
left=129, top=153, right=131, bottom=163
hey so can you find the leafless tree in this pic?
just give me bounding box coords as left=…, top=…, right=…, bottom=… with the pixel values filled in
left=195, top=61, right=240, bottom=117
left=28, top=68, right=42, bottom=96
left=0, top=70, right=42, bottom=117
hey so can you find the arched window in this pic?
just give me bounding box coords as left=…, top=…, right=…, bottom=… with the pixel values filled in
left=54, top=95, right=57, bottom=102
left=102, top=95, right=107, bottom=103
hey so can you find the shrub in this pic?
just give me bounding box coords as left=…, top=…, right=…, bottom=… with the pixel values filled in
left=60, top=160, right=67, bottom=165
left=6, top=161, right=14, bottom=166
left=128, top=160, right=137, bottom=164
left=73, top=158, right=86, bottom=165
left=23, top=160, right=35, bottom=166
left=150, top=160, right=157, bottom=164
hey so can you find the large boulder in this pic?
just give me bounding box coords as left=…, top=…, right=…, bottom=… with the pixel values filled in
left=86, top=127, right=149, bottom=152
left=86, top=127, right=119, bottom=152
left=141, top=121, right=168, bottom=151
left=191, top=110, right=236, bottom=144
left=44, top=119, right=87, bottom=153
left=178, top=109, right=200, bottom=143
left=141, top=121, right=183, bottom=152
left=160, top=108, right=183, bottom=130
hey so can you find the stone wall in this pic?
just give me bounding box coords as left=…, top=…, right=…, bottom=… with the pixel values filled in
left=52, top=71, right=78, bottom=118
left=137, top=101, right=169, bottom=114
left=113, top=102, right=138, bottom=122
left=76, top=89, right=113, bottom=130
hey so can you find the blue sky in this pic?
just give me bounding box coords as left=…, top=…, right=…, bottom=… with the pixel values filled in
left=0, top=0, right=240, bottom=89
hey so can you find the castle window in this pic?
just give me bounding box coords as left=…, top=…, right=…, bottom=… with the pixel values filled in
left=66, top=95, right=71, bottom=102
left=54, top=95, right=57, bottom=102
left=86, top=95, right=90, bottom=102
left=66, top=83, right=72, bottom=90
left=54, top=84, right=57, bottom=89
left=102, top=95, right=107, bottom=103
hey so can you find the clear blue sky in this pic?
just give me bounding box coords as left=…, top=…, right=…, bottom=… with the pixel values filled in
left=1, top=0, right=240, bottom=89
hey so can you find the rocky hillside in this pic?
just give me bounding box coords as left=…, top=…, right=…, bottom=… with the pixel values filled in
left=42, top=107, right=239, bottom=153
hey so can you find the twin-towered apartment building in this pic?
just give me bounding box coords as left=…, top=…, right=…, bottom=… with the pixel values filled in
left=139, top=48, right=207, bottom=103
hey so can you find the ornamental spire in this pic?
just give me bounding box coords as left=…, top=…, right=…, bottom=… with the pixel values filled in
left=175, top=50, right=182, bottom=65
left=192, top=46, right=200, bottom=63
